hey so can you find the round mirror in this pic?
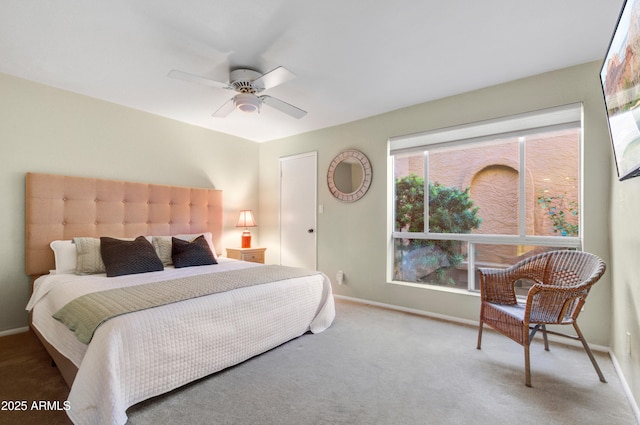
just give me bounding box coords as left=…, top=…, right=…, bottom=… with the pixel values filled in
left=327, top=150, right=372, bottom=202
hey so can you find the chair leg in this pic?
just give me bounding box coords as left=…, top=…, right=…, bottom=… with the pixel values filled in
left=573, top=322, right=607, bottom=383
left=524, top=342, right=532, bottom=387
left=541, top=324, right=549, bottom=351
left=477, top=321, right=483, bottom=349
left=529, top=324, right=549, bottom=351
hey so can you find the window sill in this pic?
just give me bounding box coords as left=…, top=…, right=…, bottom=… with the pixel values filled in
left=388, top=279, right=480, bottom=297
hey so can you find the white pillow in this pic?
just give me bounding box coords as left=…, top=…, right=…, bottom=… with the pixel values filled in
left=49, top=240, right=77, bottom=274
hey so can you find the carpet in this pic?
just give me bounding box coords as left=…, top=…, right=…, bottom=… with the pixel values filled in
left=125, top=299, right=636, bottom=425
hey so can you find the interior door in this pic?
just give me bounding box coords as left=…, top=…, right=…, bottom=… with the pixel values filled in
left=280, top=152, right=317, bottom=269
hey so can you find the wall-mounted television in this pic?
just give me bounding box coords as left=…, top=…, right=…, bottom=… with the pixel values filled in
left=600, top=0, right=640, bottom=181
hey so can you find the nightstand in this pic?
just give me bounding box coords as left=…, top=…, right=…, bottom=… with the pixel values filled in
left=226, top=247, right=266, bottom=264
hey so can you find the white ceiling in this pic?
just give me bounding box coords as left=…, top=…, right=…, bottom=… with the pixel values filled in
left=0, top=0, right=625, bottom=142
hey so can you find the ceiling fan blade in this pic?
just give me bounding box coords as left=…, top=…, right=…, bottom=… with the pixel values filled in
left=261, top=95, right=307, bottom=119
left=168, top=69, right=230, bottom=90
left=253, top=66, right=296, bottom=91
left=212, top=97, right=236, bottom=118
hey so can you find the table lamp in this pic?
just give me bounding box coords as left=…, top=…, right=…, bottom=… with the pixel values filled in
left=236, top=210, right=257, bottom=248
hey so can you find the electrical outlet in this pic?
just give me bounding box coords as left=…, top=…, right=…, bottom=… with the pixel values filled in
left=336, top=270, right=344, bottom=285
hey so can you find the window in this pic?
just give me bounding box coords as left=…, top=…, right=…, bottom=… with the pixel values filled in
left=389, top=104, right=582, bottom=292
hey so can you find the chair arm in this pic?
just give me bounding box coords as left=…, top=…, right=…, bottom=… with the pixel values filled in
left=525, top=282, right=590, bottom=324
left=477, top=267, right=520, bottom=305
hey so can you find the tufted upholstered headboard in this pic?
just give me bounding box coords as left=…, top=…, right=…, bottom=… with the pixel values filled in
left=25, top=172, right=223, bottom=277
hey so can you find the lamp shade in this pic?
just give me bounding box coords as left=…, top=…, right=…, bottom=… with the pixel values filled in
left=236, top=210, right=257, bottom=228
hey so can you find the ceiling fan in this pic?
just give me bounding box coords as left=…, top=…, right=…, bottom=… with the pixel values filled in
left=168, top=66, right=307, bottom=119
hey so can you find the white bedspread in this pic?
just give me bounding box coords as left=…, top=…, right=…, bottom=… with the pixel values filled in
left=26, top=258, right=335, bottom=425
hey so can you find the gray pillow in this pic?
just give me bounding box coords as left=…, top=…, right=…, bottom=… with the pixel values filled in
left=171, top=235, right=217, bottom=268
left=100, top=236, right=164, bottom=277
left=153, top=233, right=217, bottom=266
left=73, top=237, right=105, bottom=274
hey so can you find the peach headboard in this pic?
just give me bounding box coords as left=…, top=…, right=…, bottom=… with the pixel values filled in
left=25, top=172, right=223, bottom=276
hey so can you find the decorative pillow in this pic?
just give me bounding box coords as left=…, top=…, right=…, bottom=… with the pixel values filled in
left=171, top=235, right=217, bottom=268
left=179, top=232, right=217, bottom=259
left=152, top=232, right=218, bottom=266
left=73, top=236, right=151, bottom=274
left=100, top=236, right=164, bottom=277
left=73, top=237, right=105, bottom=274
left=151, top=236, right=173, bottom=266
left=50, top=240, right=77, bottom=274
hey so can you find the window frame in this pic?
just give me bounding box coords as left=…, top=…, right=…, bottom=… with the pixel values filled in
left=387, top=103, right=583, bottom=291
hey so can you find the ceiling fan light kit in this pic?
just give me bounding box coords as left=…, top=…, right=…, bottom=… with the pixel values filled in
left=235, top=93, right=260, bottom=113
left=168, top=66, right=306, bottom=119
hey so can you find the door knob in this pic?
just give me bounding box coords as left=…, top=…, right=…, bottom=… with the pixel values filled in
left=308, top=228, right=314, bottom=233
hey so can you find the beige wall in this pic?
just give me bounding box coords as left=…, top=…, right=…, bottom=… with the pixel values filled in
left=0, top=73, right=260, bottom=332
left=610, top=155, right=640, bottom=402
left=259, top=61, right=613, bottom=348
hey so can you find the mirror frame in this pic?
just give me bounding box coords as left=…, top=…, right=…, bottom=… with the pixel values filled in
left=327, top=149, right=372, bottom=202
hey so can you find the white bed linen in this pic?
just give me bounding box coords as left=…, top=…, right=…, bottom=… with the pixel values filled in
left=26, top=258, right=335, bottom=425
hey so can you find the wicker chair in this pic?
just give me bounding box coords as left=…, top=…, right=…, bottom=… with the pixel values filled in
left=476, top=250, right=607, bottom=387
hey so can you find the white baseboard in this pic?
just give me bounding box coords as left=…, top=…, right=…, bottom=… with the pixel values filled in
left=0, top=326, right=29, bottom=338
left=334, top=294, right=479, bottom=326
left=610, top=351, right=640, bottom=424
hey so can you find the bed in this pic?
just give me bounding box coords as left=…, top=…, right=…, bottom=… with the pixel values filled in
left=24, top=173, right=335, bottom=425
